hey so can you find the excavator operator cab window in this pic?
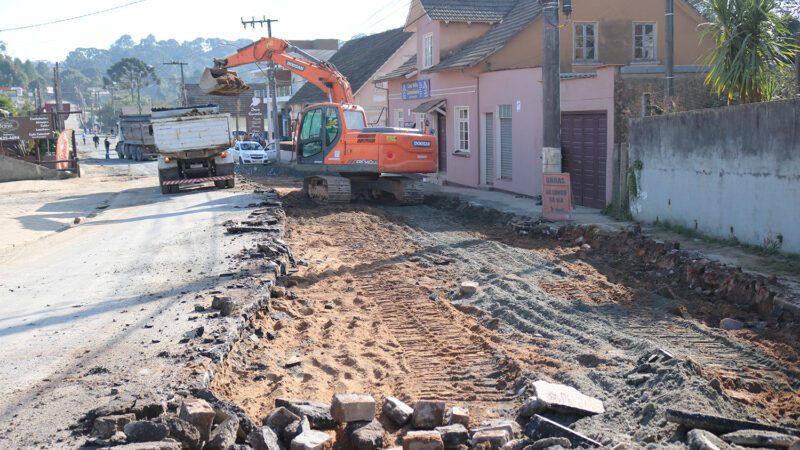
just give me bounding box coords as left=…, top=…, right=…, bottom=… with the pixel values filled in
left=299, top=108, right=323, bottom=158
left=344, top=110, right=366, bottom=131
left=325, top=106, right=340, bottom=146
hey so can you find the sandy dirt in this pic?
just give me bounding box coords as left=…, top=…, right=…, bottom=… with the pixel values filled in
left=211, top=184, right=800, bottom=448
left=211, top=192, right=558, bottom=432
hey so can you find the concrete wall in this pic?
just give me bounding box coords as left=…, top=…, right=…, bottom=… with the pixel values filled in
left=0, top=155, right=74, bottom=183
left=629, top=99, right=800, bottom=253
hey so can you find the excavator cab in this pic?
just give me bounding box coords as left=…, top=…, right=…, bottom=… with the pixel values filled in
left=199, top=67, right=251, bottom=96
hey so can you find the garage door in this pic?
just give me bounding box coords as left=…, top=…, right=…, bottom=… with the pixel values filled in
left=561, top=111, right=608, bottom=209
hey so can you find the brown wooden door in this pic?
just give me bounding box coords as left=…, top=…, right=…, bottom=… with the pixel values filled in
left=561, top=111, right=607, bottom=209
left=437, top=113, right=447, bottom=173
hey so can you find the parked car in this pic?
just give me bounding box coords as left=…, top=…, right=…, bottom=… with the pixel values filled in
left=231, top=141, right=268, bottom=164
left=264, top=141, right=278, bottom=163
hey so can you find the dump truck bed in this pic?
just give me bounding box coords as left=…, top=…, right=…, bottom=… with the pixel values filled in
left=151, top=114, right=231, bottom=154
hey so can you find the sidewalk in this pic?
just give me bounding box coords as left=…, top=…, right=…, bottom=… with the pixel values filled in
left=424, top=182, right=626, bottom=225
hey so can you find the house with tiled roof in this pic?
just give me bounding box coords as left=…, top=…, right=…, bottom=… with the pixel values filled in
left=288, top=28, right=414, bottom=127
left=379, top=0, right=715, bottom=208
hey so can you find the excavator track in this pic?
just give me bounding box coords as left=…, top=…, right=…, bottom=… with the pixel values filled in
left=391, top=178, right=425, bottom=205
left=304, top=176, right=352, bottom=205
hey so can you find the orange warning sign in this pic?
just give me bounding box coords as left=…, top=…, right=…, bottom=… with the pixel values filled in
left=542, top=173, right=573, bottom=221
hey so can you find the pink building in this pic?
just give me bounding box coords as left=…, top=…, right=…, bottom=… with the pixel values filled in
left=379, top=0, right=713, bottom=208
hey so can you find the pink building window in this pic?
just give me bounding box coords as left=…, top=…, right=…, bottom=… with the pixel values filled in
left=455, top=107, right=470, bottom=153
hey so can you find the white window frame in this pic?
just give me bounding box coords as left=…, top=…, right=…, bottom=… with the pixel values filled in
left=416, top=112, right=427, bottom=131
left=394, top=109, right=404, bottom=128
left=454, top=107, right=470, bottom=153
left=423, top=33, right=434, bottom=69
left=633, top=22, right=657, bottom=61
left=573, top=22, right=599, bottom=63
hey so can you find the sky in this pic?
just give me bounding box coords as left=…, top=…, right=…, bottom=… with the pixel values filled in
left=0, top=0, right=411, bottom=62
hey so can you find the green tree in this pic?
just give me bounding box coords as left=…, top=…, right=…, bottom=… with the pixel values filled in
left=96, top=103, right=118, bottom=129
left=0, top=95, right=17, bottom=116
left=106, top=57, right=159, bottom=112
left=702, top=0, right=798, bottom=103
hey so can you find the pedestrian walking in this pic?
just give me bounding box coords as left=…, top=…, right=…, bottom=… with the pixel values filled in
left=82, top=131, right=87, bottom=145
left=93, top=134, right=100, bottom=149
left=104, top=137, right=111, bottom=159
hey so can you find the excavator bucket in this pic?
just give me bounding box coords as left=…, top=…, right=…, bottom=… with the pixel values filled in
left=199, top=68, right=251, bottom=96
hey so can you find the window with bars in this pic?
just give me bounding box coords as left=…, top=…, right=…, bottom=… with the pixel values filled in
left=499, top=105, right=512, bottom=179
left=574, top=23, right=597, bottom=62
left=423, top=33, right=434, bottom=69
left=634, top=23, right=657, bottom=61
left=455, top=107, right=469, bottom=152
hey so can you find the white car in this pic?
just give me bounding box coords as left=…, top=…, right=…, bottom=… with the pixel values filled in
left=232, top=141, right=268, bottom=164
left=264, top=141, right=278, bottom=163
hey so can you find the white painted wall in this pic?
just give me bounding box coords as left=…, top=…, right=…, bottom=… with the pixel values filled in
left=629, top=100, right=800, bottom=253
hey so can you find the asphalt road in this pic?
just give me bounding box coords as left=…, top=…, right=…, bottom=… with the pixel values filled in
left=0, top=143, right=259, bottom=448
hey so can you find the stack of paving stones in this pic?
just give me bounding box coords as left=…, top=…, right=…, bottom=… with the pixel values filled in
left=80, top=380, right=800, bottom=449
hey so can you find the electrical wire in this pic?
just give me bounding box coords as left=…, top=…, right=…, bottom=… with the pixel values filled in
left=0, top=0, right=148, bottom=33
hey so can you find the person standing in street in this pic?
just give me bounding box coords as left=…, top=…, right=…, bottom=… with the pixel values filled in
left=104, top=137, right=111, bottom=159
left=93, top=134, right=100, bottom=149
left=82, top=131, right=87, bottom=145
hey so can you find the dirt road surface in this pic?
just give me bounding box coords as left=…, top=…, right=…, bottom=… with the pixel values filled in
left=0, top=143, right=262, bottom=449
left=212, top=185, right=800, bottom=448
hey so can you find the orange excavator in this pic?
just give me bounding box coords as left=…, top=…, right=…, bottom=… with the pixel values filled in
left=200, top=37, right=437, bottom=204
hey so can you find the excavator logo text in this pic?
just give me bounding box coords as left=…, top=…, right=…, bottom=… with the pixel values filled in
left=413, top=140, right=432, bottom=148
left=285, top=61, right=305, bottom=72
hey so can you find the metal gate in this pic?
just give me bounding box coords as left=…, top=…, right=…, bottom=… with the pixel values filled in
left=484, top=113, right=494, bottom=184
left=561, top=111, right=607, bottom=208
left=499, top=105, right=512, bottom=179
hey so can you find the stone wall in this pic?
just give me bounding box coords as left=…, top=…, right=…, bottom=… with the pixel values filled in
left=614, top=72, right=723, bottom=145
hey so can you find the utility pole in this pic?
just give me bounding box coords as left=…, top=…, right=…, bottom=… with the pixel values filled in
left=163, top=61, right=188, bottom=106
left=665, top=0, right=675, bottom=111
left=53, top=63, right=64, bottom=131
left=542, top=0, right=564, bottom=174
left=242, top=16, right=282, bottom=161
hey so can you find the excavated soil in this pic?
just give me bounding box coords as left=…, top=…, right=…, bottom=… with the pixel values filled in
left=211, top=193, right=558, bottom=429
left=211, top=188, right=800, bottom=448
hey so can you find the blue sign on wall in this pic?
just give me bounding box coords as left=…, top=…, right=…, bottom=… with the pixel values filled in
left=401, top=79, right=431, bottom=100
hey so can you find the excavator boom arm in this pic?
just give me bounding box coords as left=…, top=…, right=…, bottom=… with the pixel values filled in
left=215, top=37, right=354, bottom=104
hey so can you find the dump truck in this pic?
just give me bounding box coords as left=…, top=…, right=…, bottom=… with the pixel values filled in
left=200, top=37, right=437, bottom=204
left=151, top=105, right=235, bottom=194
left=118, top=114, right=158, bottom=161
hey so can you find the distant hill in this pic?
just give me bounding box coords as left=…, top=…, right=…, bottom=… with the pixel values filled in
left=60, top=34, right=256, bottom=106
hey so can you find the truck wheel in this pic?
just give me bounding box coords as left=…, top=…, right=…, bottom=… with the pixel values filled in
left=226, top=179, right=236, bottom=188
left=214, top=181, right=226, bottom=188
left=161, top=184, right=171, bottom=195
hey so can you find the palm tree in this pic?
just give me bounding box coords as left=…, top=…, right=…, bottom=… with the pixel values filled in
left=701, top=0, right=798, bottom=103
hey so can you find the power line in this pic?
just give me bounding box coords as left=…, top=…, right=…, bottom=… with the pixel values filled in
left=0, top=0, right=148, bottom=33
